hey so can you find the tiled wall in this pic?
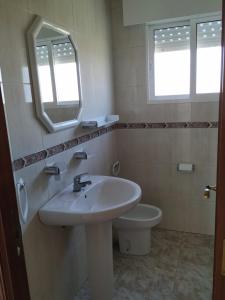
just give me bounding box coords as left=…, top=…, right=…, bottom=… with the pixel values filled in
left=15, top=132, right=117, bottom=300
left=0, top=0, right=117, bottom=299
left=111, top=0, right=219, bottom=234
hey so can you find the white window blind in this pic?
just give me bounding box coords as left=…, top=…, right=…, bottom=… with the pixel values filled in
left=52, top=40, right=76, bottom=64
left=154, top=25, right=190, bottom=52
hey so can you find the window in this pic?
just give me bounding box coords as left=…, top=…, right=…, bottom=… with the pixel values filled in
left=196, top=21, right=222, bottom=94
left=147, top=16, right=222, bottom=102
left=154, top=25, right=191, bottom=97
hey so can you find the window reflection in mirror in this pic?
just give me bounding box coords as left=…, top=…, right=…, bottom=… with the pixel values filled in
left=52, top=40, right=79, bottom=103
left=36, top=26, right=80, bottom=107
left=36, top=44, right=53, bottom=103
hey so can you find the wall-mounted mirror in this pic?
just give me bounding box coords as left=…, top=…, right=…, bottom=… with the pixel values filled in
left=27, top=16, right=82, bottom=132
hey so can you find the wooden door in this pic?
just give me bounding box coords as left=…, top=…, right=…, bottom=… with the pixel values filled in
left=0, top=86, right=30, bottom=300
left=213, top=0, right=225, bottom=299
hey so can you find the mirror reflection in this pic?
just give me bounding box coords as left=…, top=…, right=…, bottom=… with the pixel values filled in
left=27, top=18, right=82, bottom=131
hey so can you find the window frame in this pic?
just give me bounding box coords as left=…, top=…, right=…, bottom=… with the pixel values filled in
left=146, top=14, right=222, bottom=103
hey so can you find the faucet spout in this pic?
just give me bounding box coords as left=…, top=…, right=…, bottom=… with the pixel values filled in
left=80, top=180, right=92, bottom=187
left=73, top=173, right=92, bottom=192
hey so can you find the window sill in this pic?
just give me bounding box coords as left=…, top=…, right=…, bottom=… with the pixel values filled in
left=148, top=94, right=220, bottom=104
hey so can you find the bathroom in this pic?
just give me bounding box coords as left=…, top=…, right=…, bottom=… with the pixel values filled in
left=0, top=0, right=224, bottom=299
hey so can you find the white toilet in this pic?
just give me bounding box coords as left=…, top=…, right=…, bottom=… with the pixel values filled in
left=113, top=204, right=162, bottom=255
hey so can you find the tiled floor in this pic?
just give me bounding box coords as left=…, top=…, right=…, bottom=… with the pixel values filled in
left=75, top=228, right=214, bottom=300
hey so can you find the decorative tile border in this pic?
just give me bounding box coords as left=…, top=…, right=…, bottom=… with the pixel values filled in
left=13, top=121, right=218, bottom=171
left=115, top=121, right=218, bottom=129
left=13, top=126, right=115, bottom=171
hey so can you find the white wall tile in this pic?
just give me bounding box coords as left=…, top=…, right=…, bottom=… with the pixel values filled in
left=3, top=83, right=44, bottom=159
left=185, top=198, right=216, bottom=234
left=159, top=196, right=188, bottom=232
left=72, top=0, right=95, bottom=36
left=114, top=46, right=147, bottom=87
left=191, top=102, right=219, bottom=122
left=0, top=2, right=32, bottom=84
left=52, top=0, right=74, bottom=31
left=112, top=0, right=217, bottom=236
left=28, top=0, right=54, bottom=22
left=207, top=129, right=218, bottom=164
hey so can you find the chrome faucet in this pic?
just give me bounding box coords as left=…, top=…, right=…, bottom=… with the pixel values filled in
left=73, top=173, right=92, bottom=192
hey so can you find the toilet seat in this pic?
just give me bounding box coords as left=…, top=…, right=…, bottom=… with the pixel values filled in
left=113, top=204, right=162, bottom=229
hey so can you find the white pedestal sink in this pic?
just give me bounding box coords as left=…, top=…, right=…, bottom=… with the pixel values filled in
left=86, top=222, right=113, bottom=299
left=39, top=175, right=141, bottom=300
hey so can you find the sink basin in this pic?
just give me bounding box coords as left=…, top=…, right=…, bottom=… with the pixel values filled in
left=39, top=175, right=141, bottom=226
left=39, top=175, right=141, bottom=300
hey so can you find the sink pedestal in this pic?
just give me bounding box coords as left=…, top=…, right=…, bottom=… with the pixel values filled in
left=86, top=221, right=113, bottom=300
left=39, top=175, right=141, bottom=300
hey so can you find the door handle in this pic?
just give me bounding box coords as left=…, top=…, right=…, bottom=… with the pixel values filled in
left=204, top=185, right=217, bottom=199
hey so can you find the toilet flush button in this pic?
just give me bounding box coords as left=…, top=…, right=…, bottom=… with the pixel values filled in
left=177, top=163, right=194, bottom=172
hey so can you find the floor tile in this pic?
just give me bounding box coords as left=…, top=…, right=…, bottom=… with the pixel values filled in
left=75, top=229, right=214, bottom=300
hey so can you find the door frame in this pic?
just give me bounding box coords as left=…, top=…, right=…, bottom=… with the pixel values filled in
left=213, top=0, right=225, bottom=298
left=0, top=86, right=30, bottom=300
left=1, top=3, right=225, bottom=300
